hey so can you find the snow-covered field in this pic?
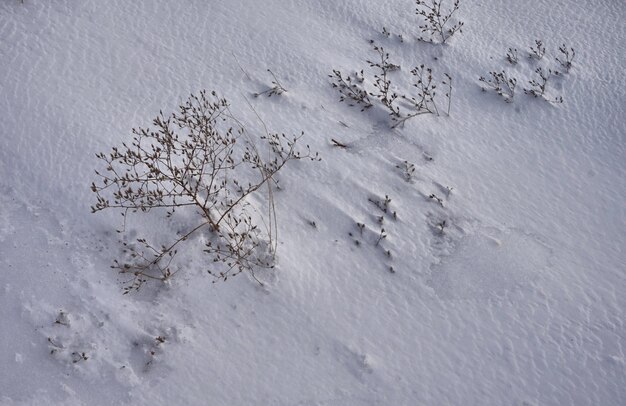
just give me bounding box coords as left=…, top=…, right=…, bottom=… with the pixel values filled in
left=1, top=0, right=624, bottom=404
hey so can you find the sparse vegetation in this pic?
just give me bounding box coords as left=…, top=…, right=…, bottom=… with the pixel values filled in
left=367, top=44, right=402, bottom=118
left=556, top=44, right=575, bottom=73
left=481, top=40, right=572, bottom=104
left=92, top=90, right=319, bottom=292
left=331, top=43, right=451, bottom=128
left=374, top=227, right=387, bottom=246
left=329, top=69, right=373, bottom=111
left=254, top=69, right=287, bottom=98
left=429, top=193, right=444, bottom=207
left=348, top=194, right=398, bottom=272
left=524, top=67, right=563, bottom=103
left=415, top=0, right=464, bottom=44
left=396, top=160, right=416, bottom=182
left=529, top=39, right=546, bottom=60
left=368, top=194, right=394, bottom=216
left=479, top=70, right=517, bottom=102
left=506, top=48, right=519, bottom=65
left=393, top=64, right=442, bottom=126
left=331, top=138, right=348, bottom=148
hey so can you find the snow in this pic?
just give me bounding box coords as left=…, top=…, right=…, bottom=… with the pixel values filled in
left=1, top=0, right=624, bottom=405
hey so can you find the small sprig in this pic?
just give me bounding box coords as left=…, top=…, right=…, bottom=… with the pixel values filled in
left=393, top=65, right=441, bottom=128
left=331, top=138, right=348, bottom=148
left=442, top=73, right=453, bottom=116
left=71, top=351, right=89, bottom=363
left=396, top=160, right=416, bottom=182
left=506, top=48, right=519, bottom=65
left=375, top=228, right=387, bottom=246
left=254, top=69, right=287, bottom=97
left=529, top=39, right=546, bottom=60
left=367, top=44, right=401, bottom=118
left=356, top=222, right=366, bottom=235
left=369, top=194, right=392, bottom=214
left=329, top=69, right=373, bottom=111
left=479, top=71, right=517, bottom=102
left=556, top=44, right=575, bottom=73
left=415, top=0, right=464, bottom=44
left=524, top=67, right=563, bottom=103
left=429, top=193, right=444, bottom=207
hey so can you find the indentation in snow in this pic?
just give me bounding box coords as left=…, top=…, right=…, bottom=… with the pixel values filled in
left=428, top=228, right=552, bottom=300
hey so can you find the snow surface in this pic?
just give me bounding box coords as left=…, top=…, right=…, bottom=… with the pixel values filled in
left=1, top=0, right=624, bottom=404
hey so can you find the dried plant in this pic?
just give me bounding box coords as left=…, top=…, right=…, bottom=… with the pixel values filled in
left=349, top=194, right=397, bottom=272
left=482, top=40, right=574, bottom=105
left=529, top=39, right=546, bottom=60
left=396, top=160, right=416, bottom=182
left=442, top=73, right=453, bottom=115
left=329, top=69, right=373, bottom=111
left=91, top=90, right=319, bottom=292
left=506, top=48, right=519, bottom=65
left=374, top=228, right=387, bottom=246
left=524, top=67, right=563, bottom=103
left=369, top=194, right=393, bottom=214
left=367, top=44, right=402, bottom=118
left=415, top=0, right=464, bottom=44
left=331, top=45, right=450, bottom=128
left=556, top=44, right=575, bottom=73
left=429, top=193, right=444, bottom=207
left=479, top=70, right=517, bottom=103
left=254, top=69, right=287, bottom=97
left=393, top=64, right=442, bottom=127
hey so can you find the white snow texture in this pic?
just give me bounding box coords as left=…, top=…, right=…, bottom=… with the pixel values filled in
left=0, top=0, right=624, bottom=405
